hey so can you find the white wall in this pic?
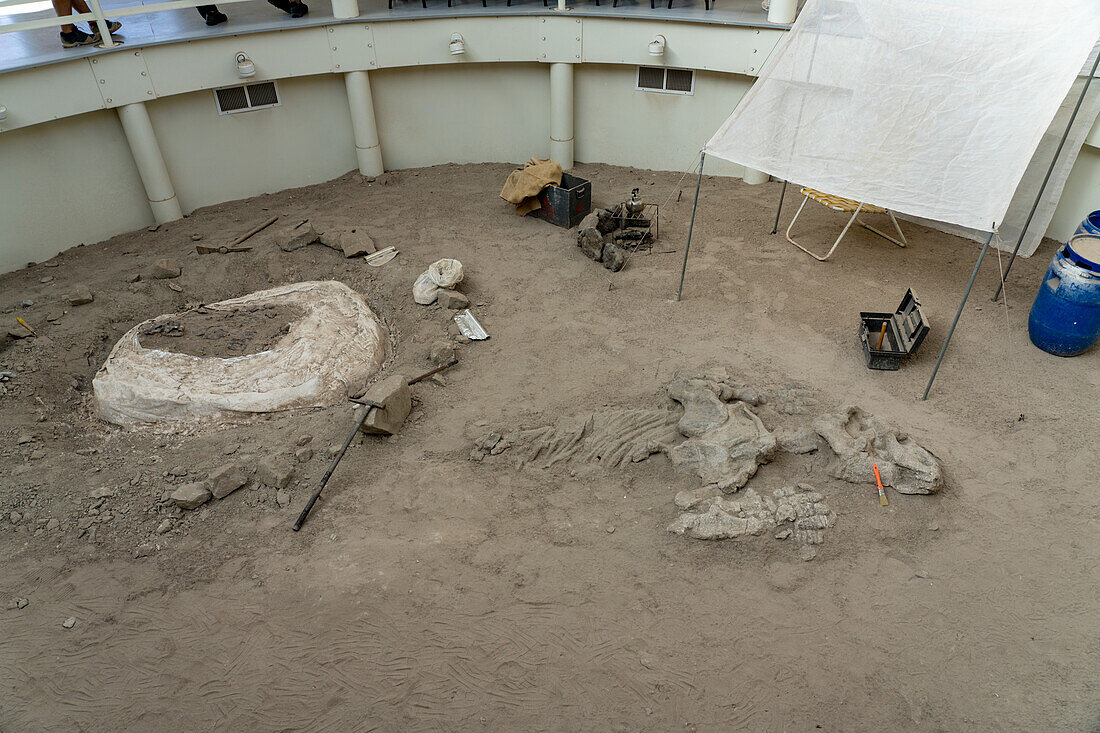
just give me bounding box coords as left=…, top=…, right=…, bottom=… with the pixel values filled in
left=575, top=64, right=752, bottom=177
left=0, top=110, right=151, bottom=273
left=1049, top=146, right=1100, bottom=241
left=146, top=75, right=358, bottom=213
left=370, top=63, right=549, bottom=170
left=3, top=59, right=1100, bottom=274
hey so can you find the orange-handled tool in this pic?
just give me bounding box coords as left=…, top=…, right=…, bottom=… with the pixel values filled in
left=873, top=463, right=888, bottom=506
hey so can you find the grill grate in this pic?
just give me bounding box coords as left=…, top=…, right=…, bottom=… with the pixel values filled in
left=215, top=82, right=280, bottom=114
left=636, top=66, right=695, bottom=95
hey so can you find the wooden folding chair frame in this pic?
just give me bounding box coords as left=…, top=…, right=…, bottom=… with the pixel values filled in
left=785, top=189, right=908, bottom=262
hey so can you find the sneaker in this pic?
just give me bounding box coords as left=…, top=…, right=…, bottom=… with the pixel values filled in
left=199, top=7, right=228, bottom=24
left=59, top=28, right=98, bottom=47
left=267, top=0, right=307, bottom=16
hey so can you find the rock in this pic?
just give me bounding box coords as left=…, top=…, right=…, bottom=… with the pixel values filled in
left=595, top=208, right=618, bottom=234
left=133, top=543, right=155, bottom=558
left=798, top=545, right=818, bottom=562
left=319, top=226, right=376, bottom=257
left=428, top=341, right=456, bottom=366
left=359, top=375, right=412, bottom=436
left=577, top=227, right=605, bottom=261
left=89, top=487, right=114, bottom=499
left=126, top=273, right=141, bottom=283
left=601, top=243, right=627, bottom=272
left=171, top=482, right=212, bottom=509
left=777, top=427, right=823, bottom=455
left=436, top=289, right=470, bottom=310
left=7, top=327, right=31, bottom=340
left=579, top=212, right=600, bottom=231
left=62, top=617, right=76, bottom=629
left=9, top=512, right=22, bottom=524
left=813, top=406, right=942, bottom=494
left=167, top=465, right=187, bottom=477
left=191, top=233, right=204, bottom=241
left=151, top=259, right=182, bottom=279
left=155, top=518, right=173, bottom=534
left=67, top=287, right=94, bottom=306
left=274, top=221, right=318, bottom=252
left=670, top=484, right=835, bottom=544
left=276, top=489, right=291, bottom=507
left=296, top=435, right=313, bottom=447
left=295, top=447, right=313, bottom=463
left=664, top=374, right=778, bottom=492
left=46, top=518, right=59, bottom=531
left=16, top=433, right=34, bottom=445
left=256, top=463, right=295, bottom=490
left=166, top=282, right=183, bottom=293
left=7, top=597, right=29, bottom=609
left=208, top=464, right=248, bottom=499
left=45, top=308, right=65, bottom=322
left=21, top=299, right=34, bottom=308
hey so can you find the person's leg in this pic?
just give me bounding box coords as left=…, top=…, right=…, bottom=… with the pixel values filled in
left=51, top=0, right=74, bottom=33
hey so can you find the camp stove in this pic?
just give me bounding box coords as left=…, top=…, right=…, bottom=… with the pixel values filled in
left=604, top=188, right=659, bottom=251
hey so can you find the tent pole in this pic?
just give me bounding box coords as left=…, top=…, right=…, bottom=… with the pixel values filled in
left=676, top=151, right=706, bottom=302
left=770, top=180, right=788, bottom=235
left=922, top=230, right=995, bottom=400
left=992, top=50, right=1100, bottom=302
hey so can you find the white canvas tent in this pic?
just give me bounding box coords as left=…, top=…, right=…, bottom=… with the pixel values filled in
left=683, top=0, right=1100, bottom=397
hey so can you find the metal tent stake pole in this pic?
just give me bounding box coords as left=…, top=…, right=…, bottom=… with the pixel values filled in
left=922, top=229, right=996, bottom=400
left=771, top=180, right=788, bottom=235
left=993, top=49, right=1100, bottom=302
left=676, top=151, right=706, bottom=302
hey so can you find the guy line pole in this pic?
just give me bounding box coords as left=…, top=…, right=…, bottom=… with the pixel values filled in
left=676, top=151, right=706, bottom=302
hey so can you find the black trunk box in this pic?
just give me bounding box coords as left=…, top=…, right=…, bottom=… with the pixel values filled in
left=527, top=172, right=592, bottom=228
left=859, top=289, right=930, bottom=370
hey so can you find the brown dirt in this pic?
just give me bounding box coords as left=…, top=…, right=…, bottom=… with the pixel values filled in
left=138, top=303, right=301, bottom=358
left=1, top=162, right=1098, bottom=731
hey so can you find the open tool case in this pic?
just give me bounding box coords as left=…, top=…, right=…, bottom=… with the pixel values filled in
left=859, top=289, right=930, bottom=370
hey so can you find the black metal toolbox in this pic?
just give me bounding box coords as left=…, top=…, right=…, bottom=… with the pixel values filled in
left=859, top=289, right=930, bottom=370
left=527, top=172, right=592, bottom=229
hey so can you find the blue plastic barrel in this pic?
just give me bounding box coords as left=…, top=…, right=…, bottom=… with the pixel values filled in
left=1074, top=209, right=1100, bottom=238
left=1028, top=236, right=1100, bottom=356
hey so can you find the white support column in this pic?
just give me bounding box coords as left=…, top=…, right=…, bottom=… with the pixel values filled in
left=116, top=102, right=182, bottom=224
left=767, top=0, right=797, bottom=24
left=344, top=70, right=384, bottom=177
left=331, top=0, right=358, bottom=19
left=549, top=62, right=574, bottom=169
left=742, top=167, right=770, bottom=185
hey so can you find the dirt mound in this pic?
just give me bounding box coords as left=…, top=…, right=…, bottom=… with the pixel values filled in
left=138, top=304, right=301, bottom=358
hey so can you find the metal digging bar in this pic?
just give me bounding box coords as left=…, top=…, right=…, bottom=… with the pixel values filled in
left=676, top=151, right=706, bottom=302
left=922, top=230, right=996, bottom=400
left=993, top=49, right=1100, bottom=302
left=292, top=360, right=458, bottom=531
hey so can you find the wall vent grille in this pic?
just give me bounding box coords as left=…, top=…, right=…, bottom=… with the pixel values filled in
left=215, top=81, right=281, bottom=114
left=636, top=66, right=695, bottom=95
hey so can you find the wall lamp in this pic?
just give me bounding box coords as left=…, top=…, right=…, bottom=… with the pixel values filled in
left=235, top=52, right=256, bottom=79
left=449, top=33, right=466, bottom=56
left=0, top=104, right=7, bottom=123
left=648, top=34, right=666, bottom=57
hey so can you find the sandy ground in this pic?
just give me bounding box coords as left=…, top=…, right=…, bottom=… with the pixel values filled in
left=1, top=162, right=1098, bottom=731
